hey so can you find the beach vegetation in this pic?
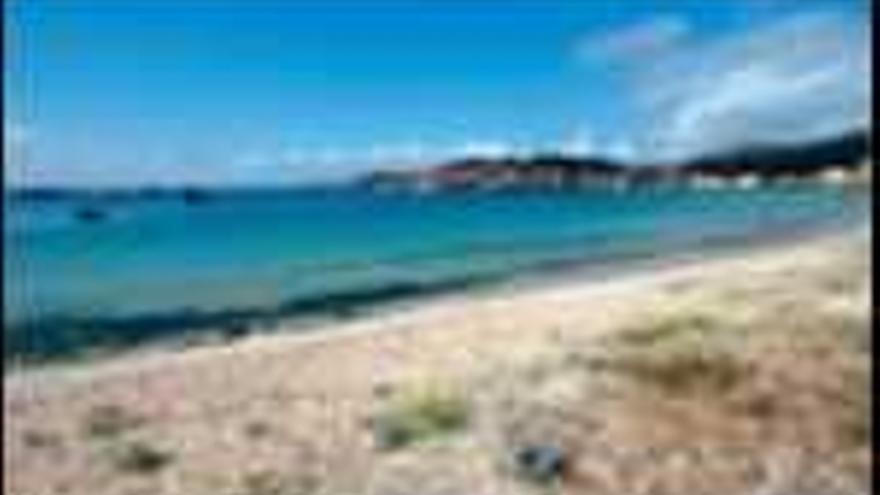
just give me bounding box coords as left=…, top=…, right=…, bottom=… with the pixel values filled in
left=21, top=428, right=62, bottom=449
left=614, top=312, right=718, bottom=348
left=372, top=379, right=469, bottom=450
left=602, top=343, right=746, bottom=395
left=83, top=403, right=145, bottom=438
left=587, top=311, right=750, bottom=395
left=108, top=440, right=173, bottom=475
left=239, top=469, right=289, bottom=495
left=243, top=419, right=273, bottom=439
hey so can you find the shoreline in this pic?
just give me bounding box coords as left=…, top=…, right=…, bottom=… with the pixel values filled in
left=5, top=218, right=868, bottom=384
left=5, top=216, right=869, bottom=372
left=6, top=187, right=870, bottom=366
left=5, top=222, right=870, bottom=495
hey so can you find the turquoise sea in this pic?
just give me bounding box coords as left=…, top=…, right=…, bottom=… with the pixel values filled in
left=3, top=185, right=871, bottom=362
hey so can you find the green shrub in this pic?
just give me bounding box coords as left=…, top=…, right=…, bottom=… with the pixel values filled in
left=617, top=312, right=717, bottom=348
left=83, top=404, right=144, bottom=438
left=613, top=347, right=746, bottom=394
left=110, top=440, right=173, bottom=474
left=372, top=380, right=469, bottom=450
left=598, top=312, right=746, bottom=395
left=240, top=469, right=288, bottom=495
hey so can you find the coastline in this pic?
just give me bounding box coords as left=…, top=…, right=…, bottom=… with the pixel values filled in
left=5, top=221, right=871, bottom=495
left=4, top=212, right=869, bottom=370
left=5, top=217, right=868, bottom=383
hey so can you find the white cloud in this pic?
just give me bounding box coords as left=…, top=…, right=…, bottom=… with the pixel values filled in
left=280, top=148, right=309, bottom=166
left=629, top=12, right=870, bottom=159
left=270, top=133, right=641, bottom=175
left=5, top=122, right=31, bottom=147
left=560, top=128, right=597, bottom=156
left=575, top=16, right=690, bottom=64
left=277, top=139, right=529, bottom=170
left=454, top=140, right=519, bottom=159
left=366, top=142, right=432, bottom=163
left=4, top=122, right=33, bottom=183
left=233, top=150, right=275, bottom=169
left=605, top=139, right=638, bottom=162
left=559, top=128, right=639, bottom=162
left=279, top=147, right=357, bottom=168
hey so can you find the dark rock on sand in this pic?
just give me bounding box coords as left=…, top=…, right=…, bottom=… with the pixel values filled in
left=515, top=445, right=567, bottom=483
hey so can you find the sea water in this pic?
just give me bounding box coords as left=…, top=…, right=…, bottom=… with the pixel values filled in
left=3, top=185, right=871, bottom=361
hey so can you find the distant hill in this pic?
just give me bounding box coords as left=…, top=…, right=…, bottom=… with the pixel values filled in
left=678, top=129, right=871, bottom=178
left=358, top=128, right=871, bottom=191
left=358, top=155, right=630, bottom=191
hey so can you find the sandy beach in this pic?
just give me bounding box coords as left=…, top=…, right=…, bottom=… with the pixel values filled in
left=4, top=226, right=871, bottom=495
left=5, top=1, right=872, bottom=494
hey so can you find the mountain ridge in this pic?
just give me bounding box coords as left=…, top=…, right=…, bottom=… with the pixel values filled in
left=359, top=128, right=871, bottom=190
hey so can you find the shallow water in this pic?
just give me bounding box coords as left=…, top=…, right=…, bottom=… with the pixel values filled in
left=3, top=185, right=871, bottom=361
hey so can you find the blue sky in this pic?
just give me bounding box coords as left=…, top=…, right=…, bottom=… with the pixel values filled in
left=3, top=0, right=871, bottom=186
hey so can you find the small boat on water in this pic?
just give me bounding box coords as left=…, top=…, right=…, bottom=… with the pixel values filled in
left=73, top=205, right=107, bottom=223
left=181, top=187, right=211, bottom=205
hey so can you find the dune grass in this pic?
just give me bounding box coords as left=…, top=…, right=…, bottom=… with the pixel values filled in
left=503, top=254, right=872, bottom=494
left=372, top=379, right=470, bottom=450
left=105, top=440, right=174, bottom=475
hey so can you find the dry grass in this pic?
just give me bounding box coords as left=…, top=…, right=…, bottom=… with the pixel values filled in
left=105, top=440, right=174, bottom=475
left=488, top=238, right=872, bottom=495
left=237, top=469, right=294, bottom=495
left=371, top=379, right=470, bottom=450
left=82, top=403, right=145, bottom=438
